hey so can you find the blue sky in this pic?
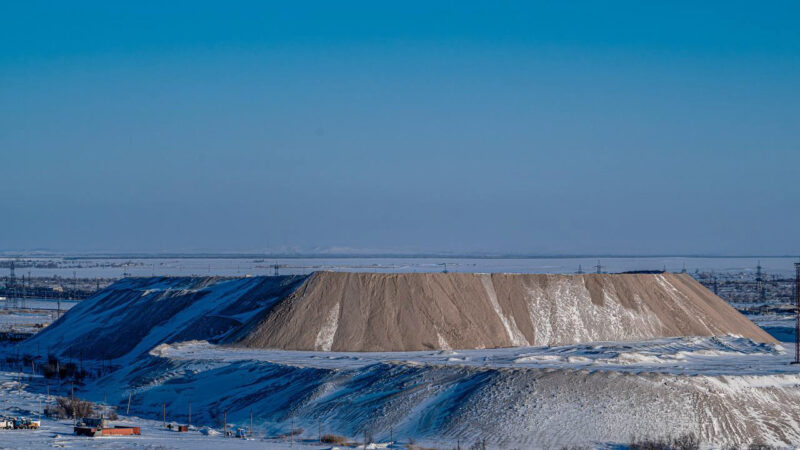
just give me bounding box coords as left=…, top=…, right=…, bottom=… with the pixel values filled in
left=1, top=2, right=799, bottom=255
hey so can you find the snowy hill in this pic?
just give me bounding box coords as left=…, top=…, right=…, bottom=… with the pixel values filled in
left=27, top=272, right=773, bottom=361
left=11, top=273, right=800, bottom=447
left=25, top=276, right=307, bottom=361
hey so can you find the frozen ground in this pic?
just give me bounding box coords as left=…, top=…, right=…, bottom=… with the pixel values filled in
left=5, top=336, right=790, bottom=449
left=3, top=336, right=800, bottom=447
left=0, top=371, right=343, bottom=449
left=0, top=299, right=77, bottom=334
left=1, top=265, right=798, bottom=448
left=2, top=299, right=80, bottom=311
left=2, top=256, right=797, bottom=278
left=155, top=336, right=796, bottom=376
left=747, top=313, right=795, bottom=343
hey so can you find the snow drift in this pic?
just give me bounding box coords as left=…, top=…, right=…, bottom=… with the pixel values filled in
left=92, top=339, right=800, bottom=448
left=27, top=272, right=774, bottom=359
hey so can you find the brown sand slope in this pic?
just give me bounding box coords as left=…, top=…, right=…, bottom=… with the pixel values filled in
left=227, top=272, right=776, bottom=351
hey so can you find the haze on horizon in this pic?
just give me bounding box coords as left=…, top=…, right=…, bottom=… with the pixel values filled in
left=1, top=2, right=799, bottom=256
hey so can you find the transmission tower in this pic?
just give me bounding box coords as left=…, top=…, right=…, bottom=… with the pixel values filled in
left=576, top=264, right=584, bottom=275
left=8, top=261, right=16, bottom=308
left=712, top=272, right=719, bottom=295
left=756, top=261, right=766, bottom=302
left=8, top=260, right=15, bottom=289
left=794, top=262, right=800, bottom=365
left=594, top=261, right=602, bottom=274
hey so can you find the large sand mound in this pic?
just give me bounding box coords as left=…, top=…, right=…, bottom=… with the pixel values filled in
left=227, top=271, right=775, bottom=351
left=27, top=272, right=774, bottom=359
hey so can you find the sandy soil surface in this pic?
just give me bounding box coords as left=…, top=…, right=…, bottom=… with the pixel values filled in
left=230, top=272, right=775, bottom=351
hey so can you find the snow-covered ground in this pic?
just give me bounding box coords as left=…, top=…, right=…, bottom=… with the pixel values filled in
left=0, top=299, right=77, bottom=334
left=156, top=336, right=795, bottom=376
left=0, top=311, right=54, bottom=336
left=5, top=336, right=790, bottom=449
left=3, top=334, right=800, bottom=447
left=2, top=299, right=80, bottom=311
left=2, top=256, right=797, bottom=278
left=0, top=368, right=396, bottom=449
left=1, top=264, right=799, bottom=448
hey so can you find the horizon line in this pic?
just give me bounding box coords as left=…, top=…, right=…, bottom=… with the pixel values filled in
left=1, top=251, right=799, bottom=260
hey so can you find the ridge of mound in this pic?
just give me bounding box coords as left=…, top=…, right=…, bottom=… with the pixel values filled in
left=26, top=272, right=775, bottom=358
left=227, top=271, right=775, bottom=351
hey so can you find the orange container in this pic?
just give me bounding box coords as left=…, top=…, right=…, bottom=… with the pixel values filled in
left=102, top=426, right=141, bottom=436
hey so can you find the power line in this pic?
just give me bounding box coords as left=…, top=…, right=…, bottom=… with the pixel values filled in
left=793, top=262, right=800, bottom=365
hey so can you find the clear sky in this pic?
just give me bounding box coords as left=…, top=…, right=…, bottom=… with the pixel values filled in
left=1, top=1, right=798, bottom=255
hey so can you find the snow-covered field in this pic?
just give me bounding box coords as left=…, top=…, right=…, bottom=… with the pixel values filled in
left=3, top=333, right=800, bottom=447
left=1, top=264, right=799, bottom=448
left=2, top=255, right=797, bottom=278
left=155, top=336, right=796, bottom=376
left=0, top=299, right=77, bottom=334
left=0, top=371, right=337, bottom=449
left=4, top=336, right=795, bottom=449
left=2, top=299, right=80, bottom=311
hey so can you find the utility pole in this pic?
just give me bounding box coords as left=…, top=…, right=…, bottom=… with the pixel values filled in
left=576, top=264, right=583, bottom=274
left=712, top=272, right=719, bottom=295
left=8, top=261, right=15, bottom=308
left=8, top=260, right=15, bottom=289
left=793, top=262, right=800, bottom=365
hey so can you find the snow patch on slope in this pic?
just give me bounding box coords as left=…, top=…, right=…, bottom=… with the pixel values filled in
left=436, top=330, right=451, bottom=350
left=480, top=274, right=528, bottom=346
left=315, top=302, right=340, bottom=351
left=524, top=276, right=663, bottom=346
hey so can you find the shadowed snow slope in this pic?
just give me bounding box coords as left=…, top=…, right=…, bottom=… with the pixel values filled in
left=227, top=271, right=775, bottom=351
left=25, top=276, right=307, bottom=360
left=89, top=339, right=800, bottom=448
left=27, top=272, right=774, bottom=358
